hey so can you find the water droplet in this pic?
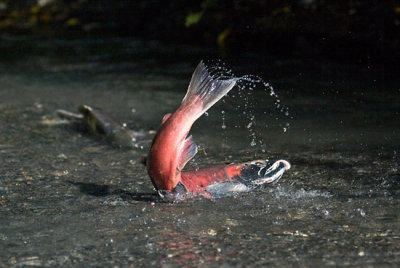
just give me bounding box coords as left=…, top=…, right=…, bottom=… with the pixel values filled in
left=358, top=208, right=366, bottom=217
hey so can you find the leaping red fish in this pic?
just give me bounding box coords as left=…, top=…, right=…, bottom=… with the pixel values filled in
left=147, top=61, right=290, bottom=199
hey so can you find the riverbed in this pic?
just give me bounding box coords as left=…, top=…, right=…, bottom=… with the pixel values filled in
left=0, top=36, right=399, bottom=266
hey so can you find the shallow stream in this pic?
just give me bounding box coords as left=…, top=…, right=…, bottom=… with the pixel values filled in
left=0, top=36, right=399, bottom=266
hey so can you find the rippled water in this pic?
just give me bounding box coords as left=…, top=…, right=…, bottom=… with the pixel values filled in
left=0, top=36, right=399, bottom=266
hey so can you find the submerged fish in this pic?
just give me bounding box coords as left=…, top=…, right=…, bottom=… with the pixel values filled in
left=147, top=61, right=291, bottom=199
left=55, top=105, right=144, bottom=148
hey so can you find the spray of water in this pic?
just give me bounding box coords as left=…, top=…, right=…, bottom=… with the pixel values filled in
left=203, top=60, right=291, bottom=156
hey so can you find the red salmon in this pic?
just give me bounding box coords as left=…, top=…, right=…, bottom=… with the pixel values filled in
left=147, top=61, right=290, bottom=199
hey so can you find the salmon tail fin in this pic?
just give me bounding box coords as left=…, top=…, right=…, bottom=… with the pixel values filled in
left=182, top=61, right=237, bottom=118
left=177, top=135, right=198, bottom=172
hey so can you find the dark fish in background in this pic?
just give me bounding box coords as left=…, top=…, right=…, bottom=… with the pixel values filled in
left=42, top=105, right=146, bottom=149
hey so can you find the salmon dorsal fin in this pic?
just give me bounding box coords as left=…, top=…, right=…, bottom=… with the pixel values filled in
left=177, top=135, right=198, bottom=172
left=161, top=113, right=171, bottom=125
left=182, top=61, right=237, bottom=119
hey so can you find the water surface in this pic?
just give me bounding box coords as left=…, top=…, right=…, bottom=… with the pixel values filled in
left=0, top=36, right=399, bottom=267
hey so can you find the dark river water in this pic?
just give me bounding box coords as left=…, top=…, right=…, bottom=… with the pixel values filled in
left=0, top=36, right=399, bottom=267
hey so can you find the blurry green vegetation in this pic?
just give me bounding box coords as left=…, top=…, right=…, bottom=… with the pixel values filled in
left=0, top=0, right=399, bottom=62
left=185, top=11, right=203, bottom=27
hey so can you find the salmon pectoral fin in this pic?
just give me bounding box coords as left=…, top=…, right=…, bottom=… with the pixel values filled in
left=181, top=61, right=238, bottom=119
left=177, top=135, right=198, bottom=172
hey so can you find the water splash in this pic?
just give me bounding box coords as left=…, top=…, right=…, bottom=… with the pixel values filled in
left=221, top=110, right=226, bottom=130
left=203, top=60, right=291, bottom=153
left=235, top=74, right=291, bottom=151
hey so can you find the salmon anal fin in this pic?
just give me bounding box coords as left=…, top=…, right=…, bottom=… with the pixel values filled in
left=161, top=113, right=172, bottom=125
left=177, top=135, right=198, bottom=172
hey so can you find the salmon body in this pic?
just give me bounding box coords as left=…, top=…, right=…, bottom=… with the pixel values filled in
left=147, top=96, right=203, bottom=191
left=147, top=61, right=290, bottom=198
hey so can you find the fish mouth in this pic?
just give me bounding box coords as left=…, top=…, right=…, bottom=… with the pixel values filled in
left=157, top=182, right=189, bottom=202
left=250, top=159, right=291, bottom=185
left=238, top=159, right=291, bottom=187
left=205, top=159, right=291, bottom=197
